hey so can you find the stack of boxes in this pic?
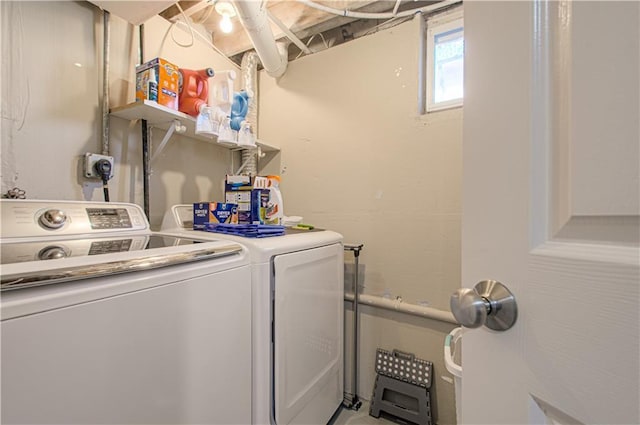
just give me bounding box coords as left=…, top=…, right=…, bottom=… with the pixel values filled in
left=224, top=175, right=270, bottom=225
left=193, top=175, right=271, bottom=229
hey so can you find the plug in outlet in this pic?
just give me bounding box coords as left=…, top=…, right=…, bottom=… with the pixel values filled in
left=84, top=153, right=114, bottom=180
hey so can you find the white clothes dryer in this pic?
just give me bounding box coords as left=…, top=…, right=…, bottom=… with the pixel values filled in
left=1, top=200, right=252, bottom=424
left=161, top=205, right=344, bottom=425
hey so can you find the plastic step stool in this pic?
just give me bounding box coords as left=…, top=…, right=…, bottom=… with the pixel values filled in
left=369, top=349, right=433, bottom=425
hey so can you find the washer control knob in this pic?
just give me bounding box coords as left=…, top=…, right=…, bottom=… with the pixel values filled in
left=39, top=209, right=67, bottom=229
left=38, top=245, right=68, bottom=260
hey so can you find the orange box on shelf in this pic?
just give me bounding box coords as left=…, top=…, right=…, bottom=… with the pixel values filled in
left=135, top=58, right=179, bottom=111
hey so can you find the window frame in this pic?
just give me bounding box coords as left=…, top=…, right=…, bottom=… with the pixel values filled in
left=425, top=10, right=464, bottom=113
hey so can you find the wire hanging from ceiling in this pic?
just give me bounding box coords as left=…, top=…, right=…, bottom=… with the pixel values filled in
left=294, top=32, right=329, bottom=60
left=192, top=1, right=216, bottom=24
left=297, top=0, right=461, bottom=20
left=170, top=2, right=195, bottom=47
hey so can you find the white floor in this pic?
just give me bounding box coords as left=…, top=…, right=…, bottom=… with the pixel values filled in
left=330, top=401, right=406, bottom=425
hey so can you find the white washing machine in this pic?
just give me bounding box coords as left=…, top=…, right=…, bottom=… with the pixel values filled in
left=161, top=205, right=344, bottom=425
left=1, top=200, right=252, bottom=424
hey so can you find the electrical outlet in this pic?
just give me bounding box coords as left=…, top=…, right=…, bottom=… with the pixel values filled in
left=84, top=153, right=114, bottom=179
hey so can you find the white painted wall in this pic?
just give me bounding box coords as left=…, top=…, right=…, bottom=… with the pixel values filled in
left=259, top=17, right=462, bottom=313
left=1, top=1, right=240, bottom=227
left=258, top=16, right=462, bottom=424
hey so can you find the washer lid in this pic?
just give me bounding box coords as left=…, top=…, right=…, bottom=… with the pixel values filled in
left=1, top=236, right=244, bottom=291
left=0, top=234, right=212, bottom=265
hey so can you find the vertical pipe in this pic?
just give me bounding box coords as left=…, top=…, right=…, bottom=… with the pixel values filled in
left=102, top=10, right=110, bottom=156
left=417, top=13, right=427, bottom=115
left=139, top=24, right=145, bottom=63
left=142, top=119, right=150, bottom=219
left=139, top=24, right=150, bottom=219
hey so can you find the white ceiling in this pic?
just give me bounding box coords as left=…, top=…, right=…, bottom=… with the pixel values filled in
left=89, top=1, right=447, bottom=64
left=161, top=1, right=442, bottom=62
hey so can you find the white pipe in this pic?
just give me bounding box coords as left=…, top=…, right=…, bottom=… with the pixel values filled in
left=392, top=0, right=402, bottom=16
left=233, top=0, right=288, bottom=78
left=298, top=0, right=461, bottom=20
left=266, top=10, right=312, bottom=55
left=344, top=292, right=458, bottom=324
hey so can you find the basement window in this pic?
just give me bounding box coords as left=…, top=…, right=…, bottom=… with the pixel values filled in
left=425, top=11, right=464, bottom=112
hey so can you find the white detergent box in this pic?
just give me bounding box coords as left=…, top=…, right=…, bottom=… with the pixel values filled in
left=193, top=202, right=238, bottom=229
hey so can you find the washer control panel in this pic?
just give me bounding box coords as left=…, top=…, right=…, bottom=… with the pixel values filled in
left=1, top=200, right=148, bottom=239
left=87, top=208, right=132, bottom=229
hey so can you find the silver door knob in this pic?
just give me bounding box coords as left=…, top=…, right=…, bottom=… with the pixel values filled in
left=450, top=280, right=517, bottom=331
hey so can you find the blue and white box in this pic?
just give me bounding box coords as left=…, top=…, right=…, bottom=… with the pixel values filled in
left=193, top=202, right=238, bottom=230
left=225, top=175, right=269, bottom=224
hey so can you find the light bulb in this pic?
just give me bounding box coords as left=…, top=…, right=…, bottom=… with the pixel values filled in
left=220, top=14, right=233, bottom=33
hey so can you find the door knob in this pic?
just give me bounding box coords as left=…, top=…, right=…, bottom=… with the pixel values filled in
left=450, top=280, right=517, bottom=331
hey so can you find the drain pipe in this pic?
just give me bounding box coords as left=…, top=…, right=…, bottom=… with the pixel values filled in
left=102, top=10, right=110, bottom=156
left=233, top=0, right=288, bottom=78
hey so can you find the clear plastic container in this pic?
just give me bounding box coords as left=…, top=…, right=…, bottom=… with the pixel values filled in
left=208, top=70, right=236, bottom=114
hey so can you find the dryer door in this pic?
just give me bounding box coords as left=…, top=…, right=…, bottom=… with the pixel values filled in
left=273, top=243, right=344, bottom=425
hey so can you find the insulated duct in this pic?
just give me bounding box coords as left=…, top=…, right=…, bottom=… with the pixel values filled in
left=232, top=0, right=288, bottom=78
left=241, top=51, right=259, bottom=137
left=240, top=51, right=259, bottom=176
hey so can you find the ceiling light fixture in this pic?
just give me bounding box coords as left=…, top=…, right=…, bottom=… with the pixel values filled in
left=215, top=1, right=236, bottom=34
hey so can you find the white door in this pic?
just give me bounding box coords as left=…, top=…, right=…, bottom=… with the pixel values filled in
left=273, top=243, right=344, bottom=425
left=461, top=1, right=639, bottom=424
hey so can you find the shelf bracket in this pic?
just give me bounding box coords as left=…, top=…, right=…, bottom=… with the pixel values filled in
left=151, top=119, right=185, bottom=163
